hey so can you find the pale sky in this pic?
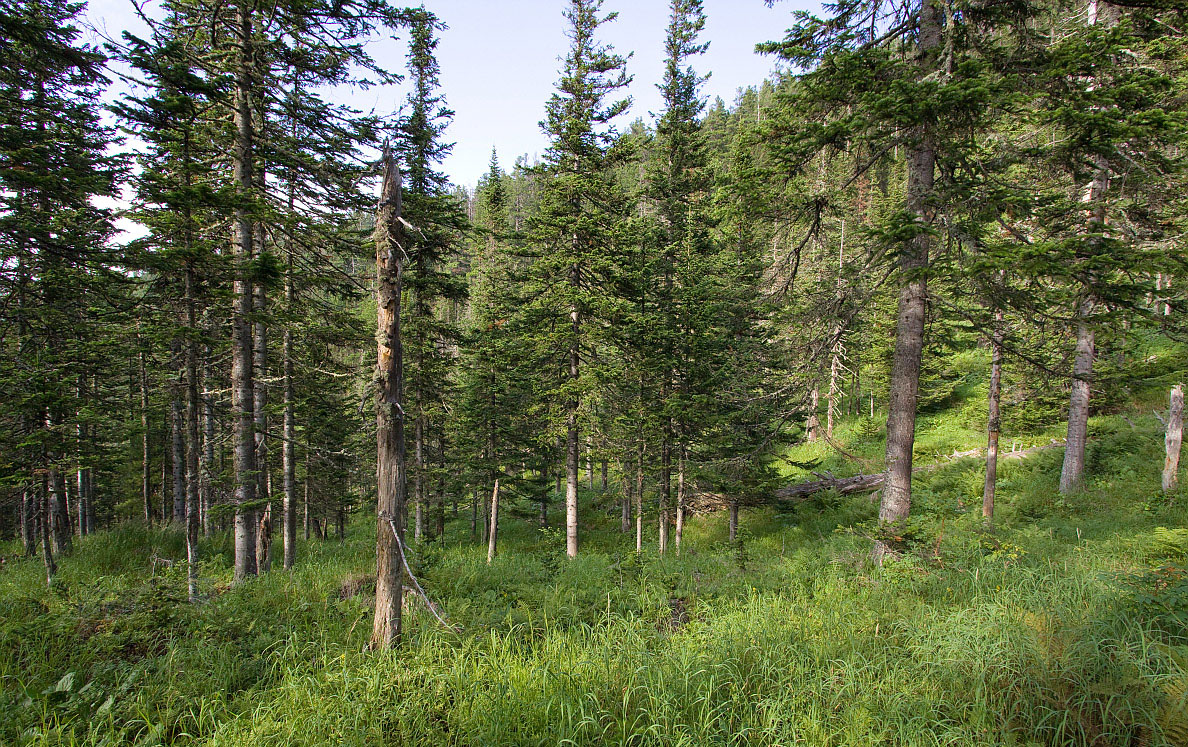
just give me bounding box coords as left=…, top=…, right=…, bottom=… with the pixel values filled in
left=82, top=0, right=816, bottom=189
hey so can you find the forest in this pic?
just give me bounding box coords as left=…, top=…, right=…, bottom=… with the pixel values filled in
left=2, top=0, right=1188, bottom=743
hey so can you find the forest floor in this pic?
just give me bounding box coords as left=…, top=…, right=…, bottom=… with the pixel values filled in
left=3, top=355, right=1188, bottom=745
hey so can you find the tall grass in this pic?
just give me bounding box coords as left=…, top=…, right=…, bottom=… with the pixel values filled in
left=3, top=393, right=1188, bottom=744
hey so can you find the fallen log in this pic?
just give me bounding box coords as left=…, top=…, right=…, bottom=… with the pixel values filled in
left=773, top=441, right=1064, bottom=502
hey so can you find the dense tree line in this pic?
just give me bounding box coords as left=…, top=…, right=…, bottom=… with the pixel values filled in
left=2, top=0, right=1186, bottom=650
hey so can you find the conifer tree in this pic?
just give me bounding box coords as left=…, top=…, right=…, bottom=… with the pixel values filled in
left=526, top=0, right=632, bottom=558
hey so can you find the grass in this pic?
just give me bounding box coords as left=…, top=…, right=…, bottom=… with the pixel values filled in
left=4, top=358, right=1188, bottom=744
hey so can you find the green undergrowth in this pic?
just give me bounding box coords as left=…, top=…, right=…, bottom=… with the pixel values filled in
left=4, top=372, right=1188, bottom=744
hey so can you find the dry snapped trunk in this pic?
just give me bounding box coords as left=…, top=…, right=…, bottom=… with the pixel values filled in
left=729, top=500, right=739, bottom=543
left=230, top=1, right=258, bottom=583
left=487, top=479, right=500, bottom=564
left=372, top=148, right=407, bottom=650
left=1059, top=302, right=1095, bottom=494
left=1163, top=384, right=1183, bottom=495
left=874, top=0, right=939, bottom=561
left=806, top=386, right=820, bottom=442
left=185, top=266, right=201, bottom=602
left=983, top=309, right=1004, bottom=521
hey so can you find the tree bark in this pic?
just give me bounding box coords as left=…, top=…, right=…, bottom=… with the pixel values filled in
left=659, top=436, right=670, bottom=554
left=1163, top=384, right=1183, bottom=495
left=171, top=354, right=186, bottom=523
left=807, top=385, right=820, bottom=442
left=40, top=475, right=55, bottom=586
left=983, top=309, right=1004, bottom=521
left=254, top=281, right=270, bottom=572
left=282, top=244, right=296, bottom=570
left=185, top=265, right=201, bottom=602
left=566, top=296, right=580, bottom=558
left=635, top=439, right=644, bottom=552
left=674, top=447, right=686, bottom=555
left=487, top=479, right=500, bottom=564
left=372, top=147, right=407, bottom=650
left=201, top=344, right=215, bottom=537
left=414, top=414, right=424, bottom=542
left=1059, top=302, right=1095, bottom=494
left=874, top=0, right=939, bottom=561
left=140, top=344, right=152, bottom=525
left=230, top=0, right=258, bottom=583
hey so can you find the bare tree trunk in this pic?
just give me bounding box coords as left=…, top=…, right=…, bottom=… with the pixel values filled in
left=372, top=147, right=407, bottom=650
left=230, top=0, right=258, bottom=583
left=414, top=415, right=424, bottom=542
left=21, top=489, right=36, bottom=556
left=674, top=447, right=686, bottom=555
left=254, top=282, right=270, bottom=572
left=140, top=345, right=152, bottom=525
left=470, top=489, right=478, bottom=540
left=806, top=385, right=820, bottom=442
left=40, top=476, right=55, bottom=585
left=487, top=479, right=500, bottom=564
left=1164, top=384, right=1183, bottom=495
left=874, top=0, right=939, bottom=562
left=201, top=346, right=214, bottom=537
left=171, top=357, right=186, bottom=523
left=566, top=297, right=580, bottom=558
left=634, top=441, right=644, bottom=553
left=983, top=309, right=1004, bottom=522
left=621, top=469, right=631, bottom=533
left=729, top=500, right=739, bottom=543
left=48, top=463, right=70, bottom=555
left=282, top=248, right=297, bottom=570
left=1059, top=302, right=1095, bottom=494
left=659, top=435, right=670, bottom=554
left=185, top=265, right=201, bottom=602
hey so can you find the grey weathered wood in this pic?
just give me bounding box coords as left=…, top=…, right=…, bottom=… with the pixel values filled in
left=1163, top=385, right=1183, bottom=494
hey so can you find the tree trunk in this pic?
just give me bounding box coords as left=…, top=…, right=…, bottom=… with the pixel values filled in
left=1163, top=384, right=1183, bottom=495
left=566, top=298, right=580, bottom=558
left=230, top=0, right=258, bottom=583
left=873, top=0, right=939, bottom=562
left=21, top=489, right=36, bottom=557
left=806, top=385, right=820, bottom=442
left=372, top=147, right=407, bottom=650
left=621, top=470, right=631, bottom=533
left=983, top=309, right=1004, bottom=522
left=674, top=447, right=686, bottom=555
left=49, top=465, right=70, bottom=555
left=40, top=475, right=55, bottom=586
left=201, top=347, right=215, bottom=537
left=185, top=265, right=201, bottom=602
left=487, top=479, right=500, bottom=564
left=254, top=281, right=270, bottom=572
left=171, top=361, right=186, bottom=523
left=729, top=500, right=739, bottom=543
left=282, top=247, right=297, bottom=570
left=140, top=345, right=152, bottom=525
left=659, top=436, right=670, bottom=554
left=414, top=415, right=424, bottom=542
left=1059, top=303, right=1095, bottom=494
left=634, top=441, right=644, bottom=553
